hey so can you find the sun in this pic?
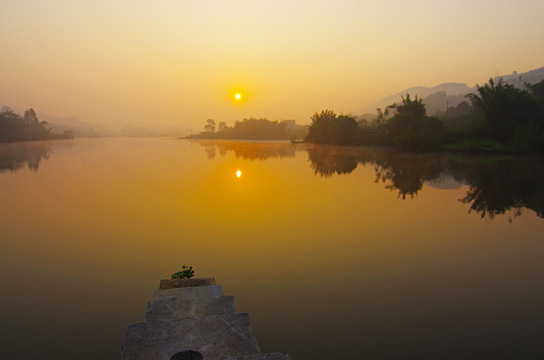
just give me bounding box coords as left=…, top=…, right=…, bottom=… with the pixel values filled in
left=230, top=89, right=247, bottom=104
left=236, top=170, right=242, bottom=178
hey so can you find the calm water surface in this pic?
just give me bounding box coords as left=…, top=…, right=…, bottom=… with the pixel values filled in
left=1, top=138, right=543, bottom=360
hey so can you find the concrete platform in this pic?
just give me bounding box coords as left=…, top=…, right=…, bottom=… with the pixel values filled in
left=122, top=279, right=292, bottom=360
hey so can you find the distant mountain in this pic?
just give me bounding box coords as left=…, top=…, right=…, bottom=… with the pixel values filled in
left=358, top=66, right=544, bottom=117
left=493, top=66, right=544, bottom=88
left=358, top=83, right=472, bottom=116
left=1, top=103, right=191, bottom=137
left=38, top=113, right=110, bottom=137
left=0, top=103, right=110, bottom=137
left=422, top=91, right=470, bottom=116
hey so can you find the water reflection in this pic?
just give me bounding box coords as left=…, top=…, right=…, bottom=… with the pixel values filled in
left=1, top=138, right=543, bottom=359
left=3, top=139, right=542, bottom=221
left=453, top=157, right=544, bottom=220
left=196, top=141, right=544, bottom=220
left=0, top=141, right=52, bottom=172
left=307, top=145, right=359, bottom=177
left=308, top=145, right=446, bottom=199
left=307, top=145, right=544, bottom=220
left=196, top=140, right=298, bottom=160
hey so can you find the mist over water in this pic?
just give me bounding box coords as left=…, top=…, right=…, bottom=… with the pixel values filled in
left=1, top=138, right=543, bottom=360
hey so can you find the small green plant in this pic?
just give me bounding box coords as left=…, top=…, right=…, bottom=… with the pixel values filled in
left=171, top=266, right=194, bottom=279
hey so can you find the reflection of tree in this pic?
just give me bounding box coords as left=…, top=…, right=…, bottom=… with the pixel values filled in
left=198, top=138, right=544, bottom=220
left=306, top=144, right=544, bottom=220
left=454, top=157, right=544, bottom=220
left=204, top=144, right=216, bottom=159
left=0, top=142, right=51, bottom=172
left=306, top=145, right=358, bottom=178
left=196, top=140, right=298, bottom=161
left=372, top=153, right=444, bottom=199
left=307, top=146, right=444, bottom=198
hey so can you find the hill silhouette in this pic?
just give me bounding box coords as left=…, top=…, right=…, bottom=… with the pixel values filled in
left=358, top=66, right=544, bottom=116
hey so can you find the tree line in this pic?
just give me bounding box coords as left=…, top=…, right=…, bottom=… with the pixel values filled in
left=305, top=78, right=544, bottom=154
left=0, top=107, right=73, bottom=143
left=187, top=117, right=306, bottom=140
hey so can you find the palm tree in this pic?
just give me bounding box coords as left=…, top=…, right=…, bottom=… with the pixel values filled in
left=466, top=78, right=535, bottom=142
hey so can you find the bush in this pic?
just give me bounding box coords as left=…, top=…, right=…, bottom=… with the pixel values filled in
left=306, top=110, right=358, bottom=145
left=512, top=125, right=544, bottom=154
left=171, top=266, right=194, bottom=279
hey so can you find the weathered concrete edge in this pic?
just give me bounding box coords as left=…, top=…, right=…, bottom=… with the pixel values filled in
left=160, top=277, right=216, bottom=289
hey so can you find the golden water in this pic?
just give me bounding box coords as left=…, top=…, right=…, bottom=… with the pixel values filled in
left=1, top=138, right=543, bottom=359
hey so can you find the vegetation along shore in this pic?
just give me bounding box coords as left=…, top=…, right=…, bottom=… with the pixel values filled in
left=0, top=107, right=74, bottom=142
left=189, top=78, right=544, bottom=155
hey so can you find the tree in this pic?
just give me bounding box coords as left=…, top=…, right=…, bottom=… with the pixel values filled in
left=306, top=109, right=336, bottom=144
left=466, top=78, right=541, bottom=142
left=305, top=110, right=357, bottom=145
left=187, top=118, right=291, bottom=140
left=333, top=115, right=358, bottom=144
left=229, top=118, right=288, bottom=139
left=446, top=101, right=472, bottom=118
left=204, top=119, right=216, bottom=133
left=527, top=80, right=544, bottom=101
left=0, top=107, right=50, bottom=142
left=385, top=94, right=446, bottom=151
left=0, top=109, right=25, bottom=142
left=390, top=94, right=426, bottom=121
left=24, top=108, right=39, bottom=127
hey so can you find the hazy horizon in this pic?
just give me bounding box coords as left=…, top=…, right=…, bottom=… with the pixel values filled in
left=1, top=0, right=543, bottom=131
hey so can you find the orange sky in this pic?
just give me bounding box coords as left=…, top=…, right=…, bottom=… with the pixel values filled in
left=1, top=0, right=543, bottom=132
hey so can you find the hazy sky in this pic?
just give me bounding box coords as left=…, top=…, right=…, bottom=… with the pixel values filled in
left=1, top=0, right=543, bottom=130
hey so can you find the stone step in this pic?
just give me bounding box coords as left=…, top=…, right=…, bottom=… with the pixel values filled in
left=154, top=285, right=224, bottom=301
left=145, top=296, right=236, bottom=321
left=160, top=278, right=216, bottom=290
left=122, top=279, right=292, bottom=360
left=122, top=313, right=261, bottom=360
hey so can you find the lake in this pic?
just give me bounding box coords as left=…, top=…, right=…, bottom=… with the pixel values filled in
left=1, top=137, right=543, bottom=360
